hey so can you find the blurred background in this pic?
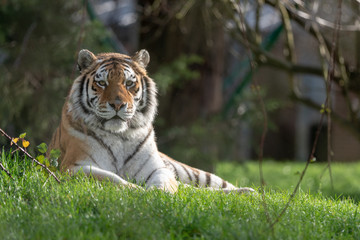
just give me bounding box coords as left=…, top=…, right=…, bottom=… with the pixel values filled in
left=1, top=0, right=360, bottom=171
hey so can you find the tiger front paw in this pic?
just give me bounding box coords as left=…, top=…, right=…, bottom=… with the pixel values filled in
left=147, top=178, right=178, bottom=193
left=126, top=182, right=145, bottom=191
left=223, top=187, right=256, bottom=194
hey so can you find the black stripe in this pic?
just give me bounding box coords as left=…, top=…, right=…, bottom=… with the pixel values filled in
left=181, top=165, right=192, bottom=182
left=85, top=78, right=92, bottom=108
left=193, top=169, right=200, bottom=187
left=90, top=97, right=97, bottom=104
left=167, top=160, right=179, bottom=180
left=89, top=155, right=100, bottom=167
left=123, top=127, right=153, bottom=165
left=79, top=75, right=90, bottom=114
left=145, top=167, right=166, bottom=184
left=99, top=59, right=127, bottom=69
left=145, top=169, right=158, bottom=183
left=133, top=152, right=153, bottom=179
left=222, top=180, right=228, bottom=188
left=205, top=172, right=211, bottom=187
left=87, top=130, right=119, bottom=174
left=138, top=77, right=147, bottom=110
left=79, top=75, right=85, bottom=97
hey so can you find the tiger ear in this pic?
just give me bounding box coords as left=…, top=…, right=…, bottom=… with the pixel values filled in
left=78, top=49, right=96, bottom=72
left=132, top=49, right=150, bottom=68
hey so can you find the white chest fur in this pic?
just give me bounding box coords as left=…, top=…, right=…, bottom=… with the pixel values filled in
left=71, top=125, right=164, bottom=183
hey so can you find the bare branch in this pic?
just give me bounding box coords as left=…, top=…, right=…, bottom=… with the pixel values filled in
left=324, top=0, right=344, bottom=191
left=253, top=0, right=274, bottom=230
left=277, top=0, right=298, bottom=94
left=290, top=94, right=360, bottom=139
left=277, top=0, right=360, bottom=31
left=224, top=0, right=272, bottom=228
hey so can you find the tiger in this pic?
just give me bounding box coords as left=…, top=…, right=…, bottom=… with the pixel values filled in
left=48, top=49, right=254, bottom=194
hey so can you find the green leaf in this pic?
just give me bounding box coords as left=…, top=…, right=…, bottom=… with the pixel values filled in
left=19, top=133, right=26, bottom=139
left=49, top=166, right=57, bottom=172
left=44, top=158, right=50, bottom=167
left=37, top=143, right=48, bottom=154
left=36, top=155, right=45, bottom=164
left=49, top=149, right=61, bottom=160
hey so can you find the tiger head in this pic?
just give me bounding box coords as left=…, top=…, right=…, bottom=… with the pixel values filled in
left=68, top=49, right=157, bottom=134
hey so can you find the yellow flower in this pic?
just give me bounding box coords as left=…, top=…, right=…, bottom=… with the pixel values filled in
left=22, top=140, right=30, bottom=148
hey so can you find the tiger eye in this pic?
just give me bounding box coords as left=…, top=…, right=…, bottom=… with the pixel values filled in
left=126, top=81, right=135, bottom=88
left=97, top=80, right=107, bottom=87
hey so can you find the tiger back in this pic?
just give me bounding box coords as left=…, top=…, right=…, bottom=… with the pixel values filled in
left=49, top=49, right=254, bottom=194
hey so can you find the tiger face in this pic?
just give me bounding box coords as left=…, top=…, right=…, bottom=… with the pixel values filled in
left=70, top=49, right=157, bottom=133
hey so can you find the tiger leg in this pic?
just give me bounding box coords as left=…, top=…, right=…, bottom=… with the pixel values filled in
left=180, top=183, right=255, bottom=194
left=144, top=168, right=178, bottom=193
left=160, top=153, right=255, bottom=194
left=71, top=165, right=143, bottom=190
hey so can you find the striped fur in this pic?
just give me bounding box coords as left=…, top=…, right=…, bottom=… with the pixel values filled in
left=49, top=49, right=254, bottom=194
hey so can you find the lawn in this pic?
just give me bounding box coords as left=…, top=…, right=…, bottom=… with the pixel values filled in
left=0, top=151, right=359, bottom=239
left=216, top=160, right=360, bottom=201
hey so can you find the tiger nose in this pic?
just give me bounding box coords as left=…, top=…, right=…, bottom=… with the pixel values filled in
left=109, top=99, right=127, bottom=111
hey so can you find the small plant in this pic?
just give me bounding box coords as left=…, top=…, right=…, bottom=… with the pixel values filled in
left=0, top=128, right=61, bottom=183
left=36, top=142, right=60, bottom=174
left=11, top=132, right=30, bottom=152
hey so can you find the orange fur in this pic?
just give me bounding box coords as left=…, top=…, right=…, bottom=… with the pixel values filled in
left=49, top=104, right=89, bottom=171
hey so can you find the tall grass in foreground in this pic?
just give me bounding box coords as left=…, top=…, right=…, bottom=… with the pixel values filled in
left=0, top=151, right=359, bottom=239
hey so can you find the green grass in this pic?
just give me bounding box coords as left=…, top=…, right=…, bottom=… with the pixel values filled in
left=0, top=151, right=360, bottom=239
left=216, top=161, right=360, bottom=201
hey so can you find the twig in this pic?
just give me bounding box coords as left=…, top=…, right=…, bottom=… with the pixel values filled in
left=290, top=94, right=360, bottom=140
left=277, top=0, right=298, bottom=95
left=254, top=0, right=273, bottom=230
left=279, top=0, right=360, bottom=31
left=264, top=0, right=360, bottom=96
left=226, top=0, right=273, bottom=230
left=269, top=0, right=344, bottom=229
left=269, top=109, right=326, bottom=229
left=0, top=161, right=12, bottom=179
left=0, top=128, right=61, bottom=183
left=325, top=0, right=343, bottom=191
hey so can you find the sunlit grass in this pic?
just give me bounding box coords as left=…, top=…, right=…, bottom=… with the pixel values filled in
left=0, top=151, right=359, bottom=239
left=216, top=160, right=360, bottom=201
